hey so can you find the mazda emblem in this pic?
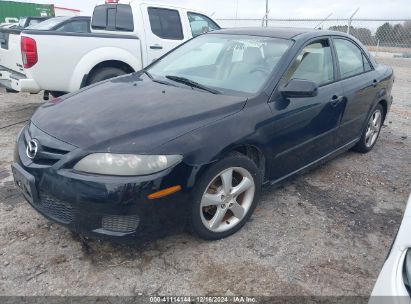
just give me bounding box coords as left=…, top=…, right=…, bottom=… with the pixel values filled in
left=26, top=139, right=38, bottom=159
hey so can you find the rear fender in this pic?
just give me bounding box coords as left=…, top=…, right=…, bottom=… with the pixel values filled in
left=69, top=47, right=142, bottom=92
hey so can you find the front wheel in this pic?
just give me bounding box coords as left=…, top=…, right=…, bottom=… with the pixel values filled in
left=87, top=67, right=126, bottom=85
left=189, top=153, right=262, bottom=240
left=353, top=104, right=384, bottom=153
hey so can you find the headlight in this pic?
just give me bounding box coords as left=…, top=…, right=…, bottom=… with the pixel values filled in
left=73, top=153, right=182, bottom=176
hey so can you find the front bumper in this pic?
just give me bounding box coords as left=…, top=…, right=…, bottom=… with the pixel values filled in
left=12, top=124, right=193, bottom=242
left=0, top=65, right=41, bottom=93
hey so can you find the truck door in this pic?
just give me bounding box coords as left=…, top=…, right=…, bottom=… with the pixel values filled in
left=140, top=4, right=187, bottom=64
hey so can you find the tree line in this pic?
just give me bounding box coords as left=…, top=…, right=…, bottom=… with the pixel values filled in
left=328, top=21, right=411, bottom=47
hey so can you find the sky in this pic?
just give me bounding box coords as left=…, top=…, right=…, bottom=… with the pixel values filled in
left=19, top=0, right=411, bottom=19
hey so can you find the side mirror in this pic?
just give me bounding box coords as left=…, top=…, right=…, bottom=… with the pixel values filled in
left=280, top=79, right=319, bottom=98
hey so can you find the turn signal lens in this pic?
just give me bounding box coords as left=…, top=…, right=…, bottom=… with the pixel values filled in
left=148, top=185, right=182, bottom=199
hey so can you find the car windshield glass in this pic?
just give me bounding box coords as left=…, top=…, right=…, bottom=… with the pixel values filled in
left=27, top=17, right=70, bottom=30
left=148, top=34, right=292, bottom=95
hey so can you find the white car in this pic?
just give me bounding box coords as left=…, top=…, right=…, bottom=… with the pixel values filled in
left=0, top=0, right=219, bottom=98
left=370, top=194, right=411, bottom=304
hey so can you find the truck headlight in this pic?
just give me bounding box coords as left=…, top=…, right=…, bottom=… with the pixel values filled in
left=73, top=153, right=182, bottom=176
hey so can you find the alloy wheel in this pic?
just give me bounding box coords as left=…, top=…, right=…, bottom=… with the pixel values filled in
left=200, top=167, right=255, bottom=233
left=365, top=109, right=382, bottom=148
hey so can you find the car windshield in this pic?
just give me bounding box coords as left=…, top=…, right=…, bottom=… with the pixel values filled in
left=27, top=17, right=70, bottom=30
left=148, top=34, right=292, bottom=95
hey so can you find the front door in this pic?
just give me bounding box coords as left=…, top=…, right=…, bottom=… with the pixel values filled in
left=141, top=5, right=187, bottom=65
left=267, top=38, right=346, bottom=180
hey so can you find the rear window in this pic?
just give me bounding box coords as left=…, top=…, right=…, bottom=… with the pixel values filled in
left=55, top=20, right=90, bottom=33
left=26, top=17, right=69, bottom=30
left=92, top=4, right=134, bottom=32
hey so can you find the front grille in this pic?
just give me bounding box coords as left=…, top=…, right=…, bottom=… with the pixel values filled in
left=102, top=215, right=139, bottom=233
left=23, top=124, right=74, bottom=166
left=35, top=191, right=75, bottom=224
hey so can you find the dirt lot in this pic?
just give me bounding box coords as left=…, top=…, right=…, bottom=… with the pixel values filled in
left=0, top=58, right=410, bottom=297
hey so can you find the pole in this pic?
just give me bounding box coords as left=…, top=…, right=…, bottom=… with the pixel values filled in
left=347, top=7, right=360, bottom=34
left=235, top=0, right=239, bottom=27
left=314, top=13, right=333, bottom=29
left=265, top=0, right=269, bottom=27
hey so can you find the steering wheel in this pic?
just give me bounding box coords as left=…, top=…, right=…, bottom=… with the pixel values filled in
left=250, top=67, right=269, bottom=76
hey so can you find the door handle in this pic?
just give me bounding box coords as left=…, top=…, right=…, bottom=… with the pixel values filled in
left=330, top=95, right=344, bottom=106
left=372, top=79, right=379, bottom=87
left=150, top=45, right=163, bottom=50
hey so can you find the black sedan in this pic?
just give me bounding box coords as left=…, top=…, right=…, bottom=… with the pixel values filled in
left=12, top=27, right=394, bottom=241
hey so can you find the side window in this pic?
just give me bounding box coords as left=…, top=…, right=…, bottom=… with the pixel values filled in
left=91, top=4, right=133, bottom=32
left=334, top=38, right=368, bottom=78
left=28, top=19, right=42, bottom=27
left=187, top=12, right=220, bottom=37
left=363, top=54, right=372, bottom=72
left=285, top=40, right=334, bottom=86
left=55, top=21, right=90, bottom=33
left=148, top=7, right=183, bottom=40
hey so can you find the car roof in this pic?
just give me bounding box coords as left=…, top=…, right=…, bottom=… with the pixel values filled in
left=210, top=27, right=350, bottom=40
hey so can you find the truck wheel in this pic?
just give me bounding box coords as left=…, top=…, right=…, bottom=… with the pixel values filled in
left=50, top=91, right=66, bottom=98
left=88, top=67, right=126, bottom=85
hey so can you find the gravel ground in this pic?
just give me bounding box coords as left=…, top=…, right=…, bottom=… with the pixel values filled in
left=0, top=58, right=410, bottom=297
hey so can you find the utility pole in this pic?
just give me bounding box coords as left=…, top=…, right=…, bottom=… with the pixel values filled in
left=265, top=0, right=269, bottom=27
left=347, top=7, right=360, bottom=34
left=314, top=13, right=333, bottom=29
left=235, top=0, right=239, bottom=27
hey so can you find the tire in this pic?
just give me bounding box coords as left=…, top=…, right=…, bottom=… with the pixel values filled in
left=189, top=152, right=262, bottom=240
left=50, top=91, right=66, bottom=98
left=353, top=104, right=384, bottom=153
left=87, top=67, right=126, bottom=85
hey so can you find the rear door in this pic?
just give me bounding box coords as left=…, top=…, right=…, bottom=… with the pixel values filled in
left=331, top=37, right=379, bottom=146
left=141, top=4, right=187, bottom=64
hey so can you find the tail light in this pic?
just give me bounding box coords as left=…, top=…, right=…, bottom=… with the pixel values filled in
left=21, top=36, right=38, bottom=69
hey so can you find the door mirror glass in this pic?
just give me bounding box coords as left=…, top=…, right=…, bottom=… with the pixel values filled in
left=280, top=79, right=318, bottom=98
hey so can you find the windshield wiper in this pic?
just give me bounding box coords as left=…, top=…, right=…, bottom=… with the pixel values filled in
left=143, top=70, right=176, bottom=87
left=165, top=75, right=221, bottom=94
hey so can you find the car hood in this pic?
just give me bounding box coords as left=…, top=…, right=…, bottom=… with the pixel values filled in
left=31, top=73, right=246, bottom=153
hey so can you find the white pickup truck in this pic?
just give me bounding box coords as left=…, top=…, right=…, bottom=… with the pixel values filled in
left=0, top=0, right=220, bottom=98
left=0, top=16, right=49, bottom=91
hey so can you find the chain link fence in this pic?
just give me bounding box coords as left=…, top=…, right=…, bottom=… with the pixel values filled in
left=216, top=18, right=411, bottom=57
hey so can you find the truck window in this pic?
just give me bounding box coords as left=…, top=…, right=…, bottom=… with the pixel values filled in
left=147, top=7, right=183, bottom=40
left=27, top=17, right=69, bottom=30
left=92, top=4, right=134, bottom=32
left=55, top=21, right=90, bottom=33
left=187, top=12, right=220, bottom=37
